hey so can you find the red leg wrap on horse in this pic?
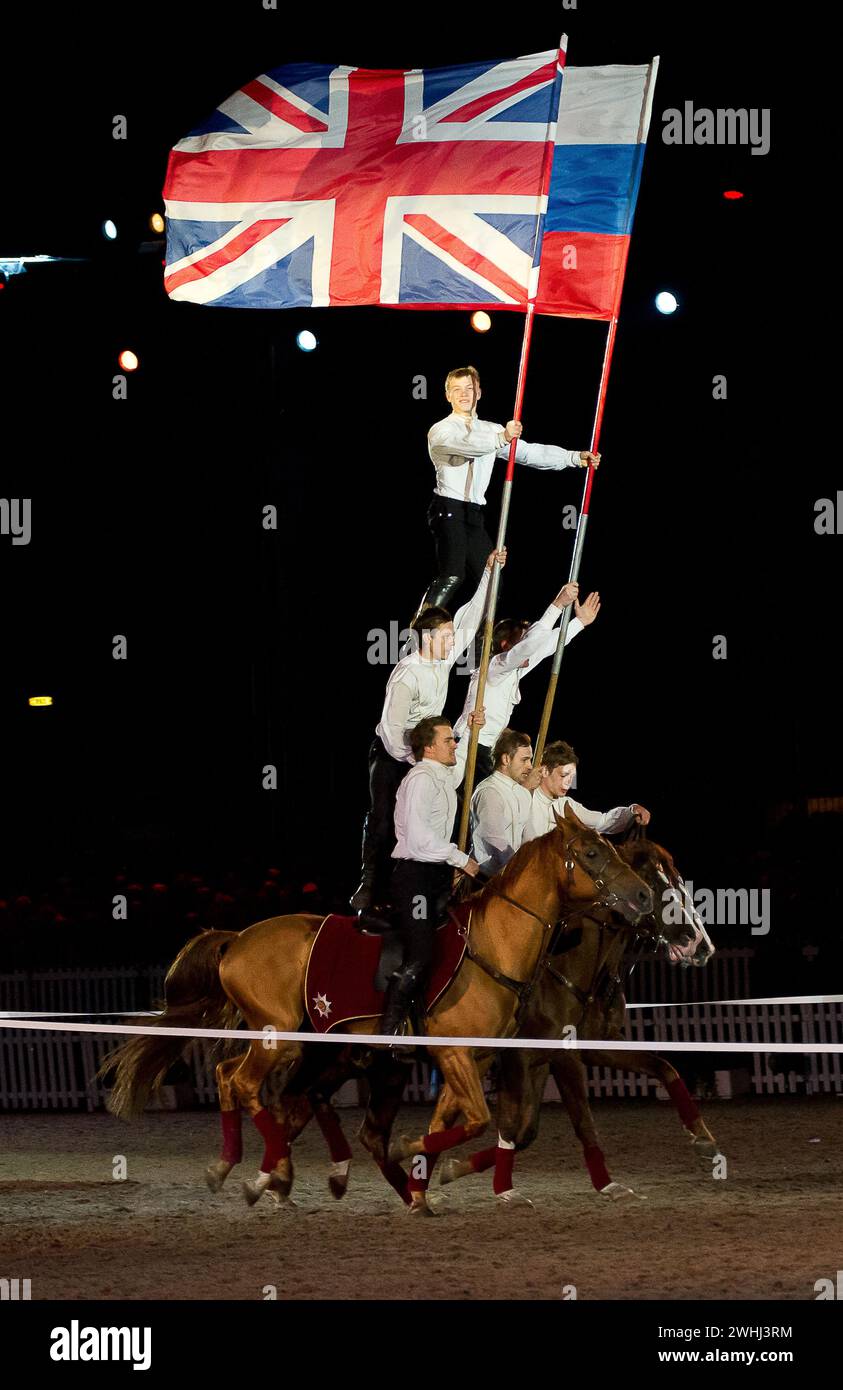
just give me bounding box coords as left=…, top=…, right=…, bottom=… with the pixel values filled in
left=253, top=1107, right=290, bottom=1173
left=407, top=1152, right=439, bottom=1193
left=422, top=1124, right=468, bottom=1155
left=469, top=1146, right=497, bottom=1173
left=314, top=1105, right=352, bottom=1162
left=492, top=1147, right=515, bottom=1195
left=667, top=1076, right=700, bottom=1128
left=377, top=1159, right=411, bottom=1206
left=584, top=1145, right=611, bottom=1191
left=220, top=1108, right=243, bottom=1165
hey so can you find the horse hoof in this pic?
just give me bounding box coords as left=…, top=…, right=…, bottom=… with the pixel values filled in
left=438, top=1158, right=462, bottom=1187
left=328, top=1159, right=350, bottom=1199
left=598, top=1182, right=646, bottom=1203
left=242, top=1181, right=264, bottom=1207
left=408, top=1200, right=438, bottom=1217
left=496, top=1189, right=534, bottom=1209
left=389, top=1134, right=415, bottom=1164
left=269, top=1192, right=299, bottom=1211
left=692, top=1137, right=719, bottom=1162
left=205, top=1162, right=230, bottom=1194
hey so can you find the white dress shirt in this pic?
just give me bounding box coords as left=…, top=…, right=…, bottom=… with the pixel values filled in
left=376, top=568, right=490, bottom=763
left=392, top=759, right=469, bottom=869
left=454, top=602, right=584, bottom=755
left=470, top=771, right=533, bottom=875
left=428, top=412, right=581, bottom=507
left=523, top=789, right=636, bottom=843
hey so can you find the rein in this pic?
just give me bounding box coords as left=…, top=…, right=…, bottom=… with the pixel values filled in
left=462, top=832, right=645, bottom=1026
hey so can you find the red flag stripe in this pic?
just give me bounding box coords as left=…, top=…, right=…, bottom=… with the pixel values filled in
left=440, top=60, right=557, bottom=124
left=164, top=217, right=290, bottom=292
left=404, top=213, right=527, bottom=303
left=240, top=78, right=329, bottom=133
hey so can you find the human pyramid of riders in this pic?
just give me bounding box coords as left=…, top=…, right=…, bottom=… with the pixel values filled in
left=350, top=364, right=651, bottom=1055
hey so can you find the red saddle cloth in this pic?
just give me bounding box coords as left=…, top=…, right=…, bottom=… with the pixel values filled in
left=303, top=905, right=471, bottom=1034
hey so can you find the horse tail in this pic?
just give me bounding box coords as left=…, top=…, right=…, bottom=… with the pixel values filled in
left=98, top=929, right=240, bottom=1119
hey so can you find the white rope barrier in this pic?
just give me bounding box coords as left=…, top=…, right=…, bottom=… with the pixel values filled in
left=0, top=1015, right=840, bottom=1053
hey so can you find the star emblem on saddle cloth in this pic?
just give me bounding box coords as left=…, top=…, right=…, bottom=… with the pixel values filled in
left=313, top=992, right=332, bottom=1019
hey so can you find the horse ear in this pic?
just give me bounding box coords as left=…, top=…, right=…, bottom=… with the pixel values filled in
left=553, top=804, right=586, bottom=833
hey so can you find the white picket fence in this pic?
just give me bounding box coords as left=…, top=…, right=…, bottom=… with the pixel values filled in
left=1, top=960, right=840, bottom=1110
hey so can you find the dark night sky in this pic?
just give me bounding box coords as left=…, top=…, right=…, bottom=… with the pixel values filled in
left=0, top=2, right=839, bottom=956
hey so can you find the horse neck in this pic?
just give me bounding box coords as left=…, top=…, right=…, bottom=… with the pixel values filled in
left=554, top=911, right=628, bottom=994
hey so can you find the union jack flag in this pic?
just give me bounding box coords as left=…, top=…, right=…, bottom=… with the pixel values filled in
left=163, top=49, right=564, bottom=309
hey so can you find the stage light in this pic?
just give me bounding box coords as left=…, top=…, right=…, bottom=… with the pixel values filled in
left=655, top=291, right=679, bottom=315
left=150, top=212, right=165, bottom=233
left=471, top=311, right=492, bottom=332
left=28, top=696, right=53, bottom=707
left=723, top=190, right=744, bottom=200
left=118, top=349, right=139, bottom=371
left=296, top=330, right=317, bottom=352
left=102, top=220, right=118, bottom=240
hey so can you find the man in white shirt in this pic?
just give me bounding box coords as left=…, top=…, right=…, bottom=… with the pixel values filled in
left=454, top=583, right=601, bottom=784
left=380, top=716, right=481, bottom=1052
left=523, top=739, right=651, bottom=843
left=350, top=549, right=505, bottom=913
left=419, top=364, right=600, bottom=612
left=470, top=729, right=540, bottom=876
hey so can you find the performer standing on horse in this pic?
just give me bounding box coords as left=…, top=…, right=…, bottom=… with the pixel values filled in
left=380, top=715, right=481, bottom=1054
left=350, top=549, right=505, bottom=914
left=418, top=364, right=600, bottom=613
left=524, top=740, right=651, bottom=841
left=453, top=583, right=601, bottom=784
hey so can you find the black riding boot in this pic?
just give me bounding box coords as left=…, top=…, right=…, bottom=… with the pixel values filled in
left=379, top=965, right=423, bottom=1064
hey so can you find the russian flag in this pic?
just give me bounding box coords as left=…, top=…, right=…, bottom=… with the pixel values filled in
left=535, top=60, right=659, bottom=320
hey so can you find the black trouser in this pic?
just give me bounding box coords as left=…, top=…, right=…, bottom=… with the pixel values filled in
left=359, top=737, right=411, bottom=903
left=390, top=859, right=453, bottom=978
left=426, top=494, right=494, bottom=610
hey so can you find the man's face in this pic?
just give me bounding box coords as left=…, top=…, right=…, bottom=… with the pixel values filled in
left=502, top=745, right=534, bottom=784
left=446, top=374, right=480, bottom=415
left=424, top=622, right=454, bottom=661
left=543, top=761, right=577, bottom=798
left=425, top=724, right=458, bottom=766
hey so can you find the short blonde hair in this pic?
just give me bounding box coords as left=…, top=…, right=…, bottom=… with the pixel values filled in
left=445, top=365, right=480, bottom=393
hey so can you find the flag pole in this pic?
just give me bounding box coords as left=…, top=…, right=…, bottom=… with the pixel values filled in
left=456, top=38, right=566, bottom=854
left=531, top=309, right=620, bottom=768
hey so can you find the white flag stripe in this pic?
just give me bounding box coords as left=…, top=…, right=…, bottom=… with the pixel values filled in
left=555, top=63, right=657, bottom=146
left=168, top=204, right=334, bottom=305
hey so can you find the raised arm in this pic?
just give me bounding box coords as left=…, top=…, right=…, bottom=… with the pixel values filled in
left=450, top=549, right=506, bottom=662
left=563, top=796, right=636, bottom=836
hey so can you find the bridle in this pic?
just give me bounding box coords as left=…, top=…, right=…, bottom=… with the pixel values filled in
left=457, top=829, right=650, bottom=1026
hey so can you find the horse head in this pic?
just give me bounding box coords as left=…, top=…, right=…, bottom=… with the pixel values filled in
left=619, top=829, right=715, bottom=966
left=551, top=805, right=654, bottom=926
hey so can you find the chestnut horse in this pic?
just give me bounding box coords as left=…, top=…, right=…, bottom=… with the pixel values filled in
left=101, top=807, right=652, bottom=1215
left=435, top=833, right=719, bottom=1205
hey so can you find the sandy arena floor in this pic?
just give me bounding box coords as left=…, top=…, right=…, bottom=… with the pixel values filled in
left=1, top=1097, right=840, bottom=1301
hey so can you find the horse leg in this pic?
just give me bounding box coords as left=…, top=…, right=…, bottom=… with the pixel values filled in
left=358, top=1059, right=413, bottom=1207
left=390, top=1045, right=491, bottom=1215
left=550, top=1052, right=641, bottom=1201
left=592, top=1047, right=719, bottom=1165
left=205, top=1054, right=246, bottom=1193
left=230, top=1038, right=303, bottom=1207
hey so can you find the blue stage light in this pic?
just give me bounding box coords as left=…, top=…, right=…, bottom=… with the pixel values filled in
left=655, top=291, right=678, bottom=315
left=102, top=220, right=118, bottom=241
left=296, top=330, right=317, bottom=352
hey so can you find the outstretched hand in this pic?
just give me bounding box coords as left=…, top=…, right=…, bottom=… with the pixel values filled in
left=575, top=591, right=601, bottom=625
left=579, top=451, right=601, bottom=468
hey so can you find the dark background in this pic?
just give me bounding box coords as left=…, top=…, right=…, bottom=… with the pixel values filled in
left=0, top=2, right=838, bottom=979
